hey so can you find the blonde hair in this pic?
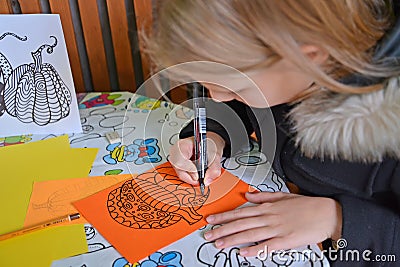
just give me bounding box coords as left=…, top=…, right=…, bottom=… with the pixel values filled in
left=145, top=0, right=399, bottom=94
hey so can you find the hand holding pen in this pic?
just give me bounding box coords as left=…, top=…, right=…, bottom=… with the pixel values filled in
left=168, top=84, right=226, bottom=190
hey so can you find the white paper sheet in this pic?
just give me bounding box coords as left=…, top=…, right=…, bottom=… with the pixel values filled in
left=0, top=14, right=82, bottom=137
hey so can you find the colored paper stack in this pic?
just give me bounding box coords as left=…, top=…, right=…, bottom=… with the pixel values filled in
left=0, top=135, right=98, bottom=267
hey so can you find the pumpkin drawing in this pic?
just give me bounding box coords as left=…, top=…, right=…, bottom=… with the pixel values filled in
left=0, top=83, right=4, bottom=117
left=3, top=36, right=72, bottom=125
left=0, top=32, right=27, bottom=117
left=107, top=165, right=210, bottom=229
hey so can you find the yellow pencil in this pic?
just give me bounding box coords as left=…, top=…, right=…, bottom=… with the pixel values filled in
left=0, top=213, right=81, bottom=241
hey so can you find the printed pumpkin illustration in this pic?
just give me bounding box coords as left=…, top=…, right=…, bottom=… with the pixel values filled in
left=3, top=36, right=72, bottom=125
left=107, top=165, right=210, bottom=229
left=0, top=32, right=27, bottom=117
left=0, top=82, right=4, bottom=117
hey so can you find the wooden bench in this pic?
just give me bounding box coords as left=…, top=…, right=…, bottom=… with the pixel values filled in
left=0, top=0, right=189, bottom=103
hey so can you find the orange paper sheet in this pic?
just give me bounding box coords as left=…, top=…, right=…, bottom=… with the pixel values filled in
left=74, top=162, right=250, bottom=263
left=24, top=174, right=134, bottom=227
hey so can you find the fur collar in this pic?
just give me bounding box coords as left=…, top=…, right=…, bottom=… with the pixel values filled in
left=289, top=77, right=400, bottom=163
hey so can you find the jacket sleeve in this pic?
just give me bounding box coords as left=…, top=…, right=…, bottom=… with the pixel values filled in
left=329, top=162, right=400, bottom=266
left=179, top=99, right=254, bottom=157
left=331, top=194, right=400, bottom=266
left=280, top=142, right=400, bottom=266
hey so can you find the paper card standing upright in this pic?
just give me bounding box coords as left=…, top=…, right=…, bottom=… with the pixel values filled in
left=0, top=14, right=82, bottom=137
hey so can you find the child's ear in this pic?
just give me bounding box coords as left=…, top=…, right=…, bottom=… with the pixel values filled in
left=300, top=44, right=329, bottom=65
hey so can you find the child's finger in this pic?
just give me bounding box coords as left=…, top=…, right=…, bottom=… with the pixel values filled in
left=176, top=169, right=198, bottom=185
left=172, top=158, right=198, bottom=183
left=245, top=191, right=296, bottom=203
left=204, top=160, right=222, bottom=186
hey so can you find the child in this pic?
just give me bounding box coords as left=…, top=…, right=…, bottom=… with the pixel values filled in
left=145, top=1, right=400, bottom=265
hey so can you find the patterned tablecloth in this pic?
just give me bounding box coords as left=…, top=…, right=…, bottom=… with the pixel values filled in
left=2, top=92, right=329, bottom=267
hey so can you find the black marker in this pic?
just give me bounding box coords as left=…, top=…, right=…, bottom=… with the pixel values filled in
left=193, top=82, right=207, bottom=195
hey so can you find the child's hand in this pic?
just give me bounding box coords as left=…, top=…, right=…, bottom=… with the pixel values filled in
left=169, top=132, right=225, bottom=185
left=203, top=191, right=342, bottom=257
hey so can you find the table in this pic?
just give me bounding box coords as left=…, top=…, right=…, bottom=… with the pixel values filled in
left=6, top=92, right=329, bottom=267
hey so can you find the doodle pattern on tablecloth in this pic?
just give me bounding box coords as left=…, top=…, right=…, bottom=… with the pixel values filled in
left=79, top=93, right=125, bottom=109
left=0, top=134, right=32, bottom=146
left=103, top=138, right=162, bottom=166
left=32, top=93, right=192, bottom=176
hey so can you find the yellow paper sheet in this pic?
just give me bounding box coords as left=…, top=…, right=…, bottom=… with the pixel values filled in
left=24, top=174, right=133, bottom=227
left=0, top=136, right=98, bottom=234
left=0, top=224, right=88, bottom=267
